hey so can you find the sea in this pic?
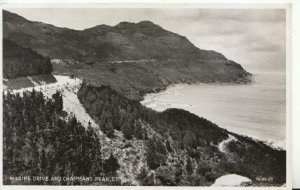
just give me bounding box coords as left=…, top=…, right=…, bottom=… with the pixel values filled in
left=141, top=72, right=286, bottom=149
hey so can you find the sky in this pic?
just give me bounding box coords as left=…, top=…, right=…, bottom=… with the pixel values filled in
left=7, top=8, right=286, bottom=73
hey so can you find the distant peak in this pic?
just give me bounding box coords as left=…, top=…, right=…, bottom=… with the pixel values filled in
left=138, top=21, right=162, bottom=28
left=115, top=21, right=135, bottom=27
left=138, top=20, right=156, bottom=25
left=96, top=24, right=111, bottom=28
left=89, top=24, right=111, bottom=30
left=114, top=20, right=160, bottom=28
left=84, top=20, right=163, bottom=33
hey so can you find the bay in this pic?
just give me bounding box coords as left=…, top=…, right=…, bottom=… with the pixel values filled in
left=141, top=73, right=286, bottom=149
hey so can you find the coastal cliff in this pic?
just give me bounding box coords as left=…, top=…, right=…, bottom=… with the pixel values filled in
left=3, top=10, right=252, bottom=100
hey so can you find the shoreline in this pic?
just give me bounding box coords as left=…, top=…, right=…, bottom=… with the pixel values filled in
left=138, top=74, right=254, bottom=101
left=141, top=73, right=286, bottom=151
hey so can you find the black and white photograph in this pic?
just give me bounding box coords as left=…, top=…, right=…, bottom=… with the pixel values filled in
left=1, top=5, right=290, bottom=187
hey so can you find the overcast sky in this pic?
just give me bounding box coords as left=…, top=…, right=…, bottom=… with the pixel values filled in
left=7, top=8, right=286, bottom=73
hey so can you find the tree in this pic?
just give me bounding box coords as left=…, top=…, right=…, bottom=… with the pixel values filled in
left=58, top=93, right=63, bottom=111
left=186, top=157, right=193, bottom=175
left=46, top=56, right=53, bottom=73
left=106, top=121, right=114, bottom=138
left=147, top=139, right=158, bottom=169
left=30, top=88, right=36, bottom=100
left=183, top=132, right=197, bottom=148
left=52, top=91, right=63, bottom=112
left=147, top=137, right=167, bottom=170
left=104, top=153, right=120, bottom=174
left=40, top=150, right=47, bottom=174
left=121, top=121, right=134, bottom=140
left=166, top=140, right=173, bottom=153
left=133, top=120, right=144, bottom=139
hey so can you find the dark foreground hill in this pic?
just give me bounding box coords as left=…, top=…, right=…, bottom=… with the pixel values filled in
left=3, top=39, right=56, bottom=89
left=3, top=10, right=252, bottom=100
left=3, top=90, right=120, bottom=185
left=77, top=82, right=286, bottom=186
left=3, top=39, right=53, bottom=79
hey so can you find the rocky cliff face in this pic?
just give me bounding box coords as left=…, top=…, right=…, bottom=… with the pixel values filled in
left=3, top=10, right=252, bottom=99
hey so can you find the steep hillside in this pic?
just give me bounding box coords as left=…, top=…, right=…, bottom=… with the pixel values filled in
left=82, top=21, right=227, bottom=61
left=2, top=75, right=285, bottom=186
left=3, top=39, right=56, bottom=90
left=3, top=39, right=53, bottom=79
left=3, top=10, right=252, bottom=100
left=77, top=82, right=286, bottom=186
left=3, top=84, right=120, bottom=185
left=3, top=11, right=226, bottom=62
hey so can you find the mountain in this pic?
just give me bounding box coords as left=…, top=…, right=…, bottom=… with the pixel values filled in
left=3, top=10, right=252, bottom=100
left=3, top=11, right=225, bottom=61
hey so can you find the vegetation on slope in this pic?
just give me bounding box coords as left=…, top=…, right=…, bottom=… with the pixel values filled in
left=3, top=39, right=53, bottom=79
left=77, top=82, right=286, bottom=186
left=3, top=10, right=252, bottom=100
left=3, top=90, right=120, bottom=185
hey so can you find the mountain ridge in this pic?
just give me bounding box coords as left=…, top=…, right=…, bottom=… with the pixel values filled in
left=3, top=10, right=252, bottom=100
left=2, top=10, right=234, bottom=62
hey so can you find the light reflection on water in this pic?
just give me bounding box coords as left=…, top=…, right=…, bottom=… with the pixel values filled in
left=141, top=73, right=286, bottom=149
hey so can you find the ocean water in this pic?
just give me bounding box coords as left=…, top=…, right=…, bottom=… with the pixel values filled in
left=141, top=73, right=286, bottom=149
